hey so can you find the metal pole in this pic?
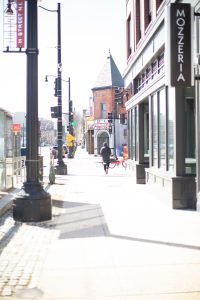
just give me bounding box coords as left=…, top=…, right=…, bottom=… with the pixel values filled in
left=55, top=2, right=67, bottom=174
left=113, top=102, right=117, bottom=158
left=22, top=123, right=25, bottom=147
left=68, top=77, right=71, bottom=110
left=13, top=0, right=52, bottom=222
left=68, top=77, right=71, bottom=132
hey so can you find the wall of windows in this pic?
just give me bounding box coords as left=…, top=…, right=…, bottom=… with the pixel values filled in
left=133, top=52, right=164, bottom=96
left=128, top=85, right=196, bottom=179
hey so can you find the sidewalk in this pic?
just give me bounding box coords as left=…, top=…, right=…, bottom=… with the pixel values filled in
left=1, top=147, right=200, bottom=299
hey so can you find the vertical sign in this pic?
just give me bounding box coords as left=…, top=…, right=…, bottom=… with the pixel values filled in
left=3, top=0, right=25, bottom=50
left=170, top=3, right=193, bottom=87
left=16, top=0, right=25, bottom=48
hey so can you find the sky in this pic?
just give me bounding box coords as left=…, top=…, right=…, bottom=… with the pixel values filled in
left=0, top=0, right=126, bottom=120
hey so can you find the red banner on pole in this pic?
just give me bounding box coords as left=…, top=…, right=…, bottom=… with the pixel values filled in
left=16, top=0, right=25, bottom=48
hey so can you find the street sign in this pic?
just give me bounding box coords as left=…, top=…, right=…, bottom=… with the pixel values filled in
left=12, top=124, right=21, bottom=133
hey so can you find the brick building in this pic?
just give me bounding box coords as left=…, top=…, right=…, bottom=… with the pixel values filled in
left=91, top=52, right=127, bottom=156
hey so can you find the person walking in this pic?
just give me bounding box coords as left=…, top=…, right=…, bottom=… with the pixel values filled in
left=100, top=142, right=111, bottom=174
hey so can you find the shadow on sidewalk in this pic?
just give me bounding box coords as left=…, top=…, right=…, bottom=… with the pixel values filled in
left=50, top=199, right=200, bottom=251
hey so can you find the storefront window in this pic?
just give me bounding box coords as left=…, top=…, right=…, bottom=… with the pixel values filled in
left=184, top=98, right=195, bottom=174
left=144, top=102, right=149, bottom=161
left=167, top=93, right=174, bottom=172
left=158, top=89, right=166, bottom=168
left=131, top=108, right=136, bottom=160
left=128, top=110, right=132, bottom=159
left=152, top=94, right=158, bottom=167
left=135, top=107, right=138, bottom=161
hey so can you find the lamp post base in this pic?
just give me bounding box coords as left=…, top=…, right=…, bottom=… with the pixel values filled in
left=13, top=182, right=52, bottom=222
left=55, top=161, right=68, bottom=175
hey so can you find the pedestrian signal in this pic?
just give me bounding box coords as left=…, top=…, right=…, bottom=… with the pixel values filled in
left=50, top=106, right=58, bottom=118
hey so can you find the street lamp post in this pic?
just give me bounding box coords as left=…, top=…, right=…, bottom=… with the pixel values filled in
left=40, top=3, right=67, bottom=175
left=13, top=0, right=52, bottom=222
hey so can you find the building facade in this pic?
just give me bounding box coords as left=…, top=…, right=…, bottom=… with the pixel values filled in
left=124, top=0, right=200, bottom=209
left=92, top=52, right=128, bottom=156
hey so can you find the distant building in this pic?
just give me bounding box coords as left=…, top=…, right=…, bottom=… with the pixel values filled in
left=91, top=51, right=128, bottom=156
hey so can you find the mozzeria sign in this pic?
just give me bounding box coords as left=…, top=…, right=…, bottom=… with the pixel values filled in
left=170, top=3, right=193, bottom=87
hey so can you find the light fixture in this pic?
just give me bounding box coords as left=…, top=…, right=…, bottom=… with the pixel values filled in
left=4, top=0, right=14, bottom=15
left=5, top=4, right=13, bottom=15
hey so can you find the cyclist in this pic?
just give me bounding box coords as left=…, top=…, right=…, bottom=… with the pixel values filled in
left=100, top=142, right=111, bottom=174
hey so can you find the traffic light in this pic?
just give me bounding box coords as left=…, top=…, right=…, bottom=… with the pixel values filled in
left=69, top=112, right=74, bottom=124
left=54, top=78, right=58, bottom=97
left=109, top=126, right=112, bottom=134
left=69, top=100, right=73, bottom=113
left=114, top=88, right=123, bottom=104
left=108, top=112, right=113, bottom=123
left=50, top=106, right=58, bottom=118
left=67, top=125, right=70, bottom=131
left=119, top=113, right=125, bottom=124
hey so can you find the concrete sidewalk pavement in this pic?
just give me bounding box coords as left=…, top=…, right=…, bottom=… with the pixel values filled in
left=1, top=147, right=200, bottom=299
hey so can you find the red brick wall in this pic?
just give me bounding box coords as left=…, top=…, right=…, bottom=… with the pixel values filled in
left=93, top=88, right=127, bottom=120
left=93, top=89, right=113, bottom=120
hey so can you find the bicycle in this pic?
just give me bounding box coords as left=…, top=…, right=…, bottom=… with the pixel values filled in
left=109, top=156, right=127, bottom=169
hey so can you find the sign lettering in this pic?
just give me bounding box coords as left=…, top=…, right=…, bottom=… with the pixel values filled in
left=170, top=3, right=193, bottom=87
left=16, top=0, right=25, bottom=48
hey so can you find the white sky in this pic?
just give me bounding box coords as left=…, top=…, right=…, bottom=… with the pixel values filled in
left=0, top=0, right=126, bottom=119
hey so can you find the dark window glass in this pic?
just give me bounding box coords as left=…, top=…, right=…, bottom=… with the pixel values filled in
left=158, top=89, right=166, bottom=168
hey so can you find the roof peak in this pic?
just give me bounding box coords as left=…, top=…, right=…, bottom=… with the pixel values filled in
left=92, top=52, right=124, bottom=90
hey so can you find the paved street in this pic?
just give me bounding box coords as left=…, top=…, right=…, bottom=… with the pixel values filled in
left=1, top=147, right=200, bottom=299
